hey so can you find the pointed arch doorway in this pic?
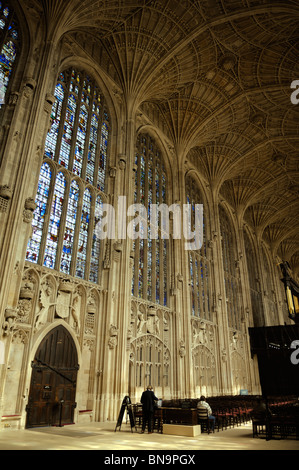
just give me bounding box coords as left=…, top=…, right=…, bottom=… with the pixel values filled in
left=26, top=325, right=79, bottom=428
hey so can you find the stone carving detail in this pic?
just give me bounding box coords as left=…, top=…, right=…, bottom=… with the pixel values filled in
left=0, top=185, right=13, bottom=200
left=16, top=299, right=32, bottom=324
left=179, top=339, right=186, bottom=357
left=2, top=308, right=17, bottom=337
left=191, top=319, right=214, bottom=349
left=108, top=324, right=118, bottom=349
left=229, top=329, right=244, bottom=353
left=23, top=198, right=37, bottom=223
left=35, top=281, right=56, bottom=329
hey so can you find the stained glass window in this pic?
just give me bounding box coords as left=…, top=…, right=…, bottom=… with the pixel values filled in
left=89, top=195, right=103, bottom=283
left=132, top=134, right=169, bottom=306
left=76, top=188, right=91, bottom=278
left=26, top=162, right=52, bottom=263
left=0, top=2, right=19, bottom=108
left=98, top=120, right=108, bottom=191
left=44, top=82, right=64, bottom=159
left=60, top=180, right=79, bottom=274
left=26, top=68, right=110, bottom=284
left=44, top=172, right=66, bottom=269
left=86, top=112, right=99, bottom=184
left=59, top=92, right=77, bottom=168
left=73, top=103, right=88, bottom=176
left=186, top=176, right=211, bottom=320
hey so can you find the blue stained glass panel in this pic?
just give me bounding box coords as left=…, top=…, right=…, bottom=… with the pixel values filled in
left=89, top=195, right=102, bottom=283
left=76, top=189, right=91, bottom=278
left=60, top=180, right=79, bottom=274
left=44, top=83, right=64, bottom=159
left=73, top=104, right=88, bottom=176
left=43, top=172, right=66, bottom=268
left=26, top=163, right=52, bottom=263
left=97, top=122, right=108, bottom=191
left=59, top=93, right=77, bottom=168
left=86, top=113, right=99, bottom=184
left=0, top=40, right=16, bottom=107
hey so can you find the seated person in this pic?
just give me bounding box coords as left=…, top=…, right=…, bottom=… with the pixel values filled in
left=197, top=395, right=216, bottom=431
left=251, top=398, right=272, bottom=421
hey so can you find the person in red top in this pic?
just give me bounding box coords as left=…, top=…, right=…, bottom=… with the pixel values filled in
left=140, top=385, right=158, bottom=434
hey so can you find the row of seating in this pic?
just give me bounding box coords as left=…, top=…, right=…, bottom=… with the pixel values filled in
left=131, top=395, right=299, bottom=437
left=252, top=401, right=299, bottom=440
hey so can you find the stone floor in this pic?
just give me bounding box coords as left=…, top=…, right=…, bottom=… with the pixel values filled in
left=0, top=421, right=298, bottom=451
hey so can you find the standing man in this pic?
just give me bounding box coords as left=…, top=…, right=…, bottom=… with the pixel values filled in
left=140, top=385, right=158, bottom=434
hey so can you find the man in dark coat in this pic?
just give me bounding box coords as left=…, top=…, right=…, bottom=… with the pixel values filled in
left=140, top=385, right=158, bottom=433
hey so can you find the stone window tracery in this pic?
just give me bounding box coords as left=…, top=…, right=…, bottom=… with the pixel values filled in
left=244, top=229, right=264, bottom=327
left=26, top=68, right=109, bottom=284
left=219, top=205, right=242, bottom=330
left=186, top=176, right=211, bottom=320
left=131, top=133, right=169, bottom=306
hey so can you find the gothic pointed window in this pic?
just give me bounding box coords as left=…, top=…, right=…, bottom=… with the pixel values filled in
left=186, top=176, right=211, bottom=320
left=0, top=1, right=19, bottom=107
left=219, top=205, right=242, bottom=330
left=26, top=68, right=110, bottom=283
left=132, top=134, right=169, bottom=306
left=244, top=229, right=264, bottom=327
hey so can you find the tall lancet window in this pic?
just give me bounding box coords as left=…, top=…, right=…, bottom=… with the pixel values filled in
left=26, top=68, right=110, bottom=284
left=219, top=205, right=242, bottom=330
left=131, top=134, right=169, bottom=306
left=0, top=1, right=19, bottom=108
left=244, top=229, right=264, bottom=327
left=186, top=176, right=211, bottom=320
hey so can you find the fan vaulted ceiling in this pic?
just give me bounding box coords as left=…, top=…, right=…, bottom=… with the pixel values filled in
left=22, top=0, right=299, bottom=275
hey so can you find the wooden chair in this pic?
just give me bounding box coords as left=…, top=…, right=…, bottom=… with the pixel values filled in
left=197, top=406, right=215, bottom=434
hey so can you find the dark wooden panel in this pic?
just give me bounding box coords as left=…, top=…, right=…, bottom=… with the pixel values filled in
left=26, top=326, right=78, bottom=428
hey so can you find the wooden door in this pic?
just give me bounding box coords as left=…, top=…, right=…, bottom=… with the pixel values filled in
left=26, top=325, right=79, bottom=428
